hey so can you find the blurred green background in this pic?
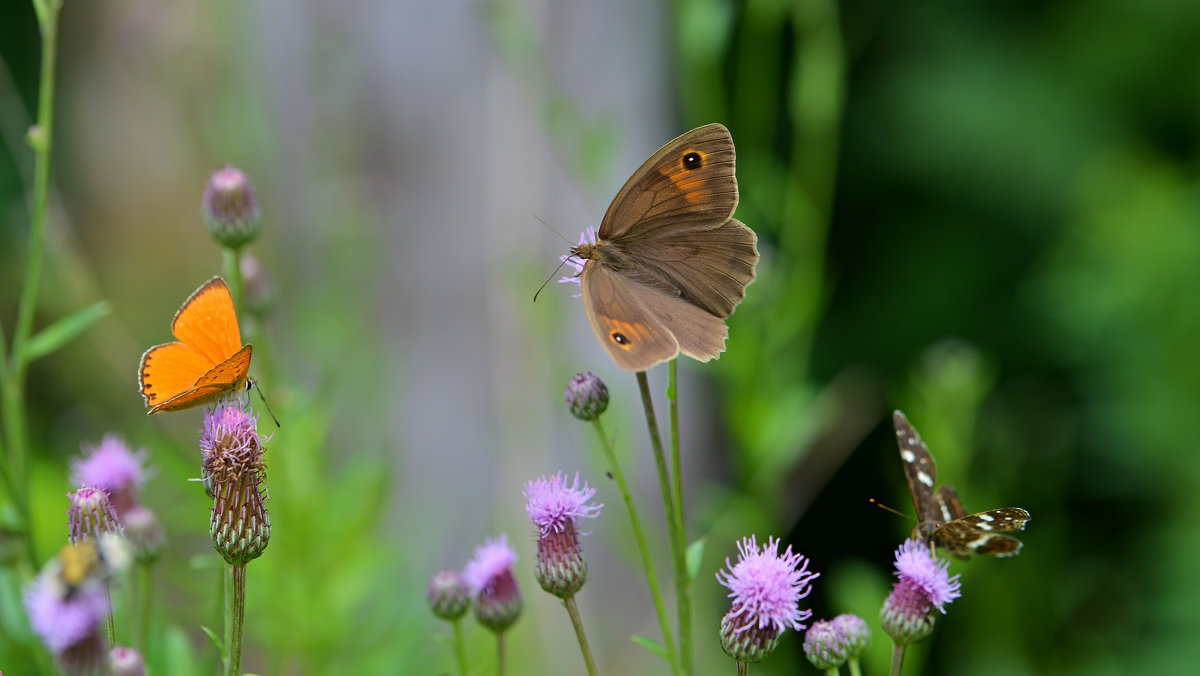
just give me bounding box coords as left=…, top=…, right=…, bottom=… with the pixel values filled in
left=2, top=0, right=1198, bottom=674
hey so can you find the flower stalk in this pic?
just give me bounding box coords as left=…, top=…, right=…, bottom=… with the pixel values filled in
left=635, top=370, right=691, bottom=674
left=587, top=416, right=679, bottom=674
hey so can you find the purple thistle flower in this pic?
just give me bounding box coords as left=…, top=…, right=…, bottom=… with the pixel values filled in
left=24, top=544, right=111, bottom=654
left=524, top=472, right=602, bottom=598
left=463, top=534, right=523, bottom=634
left=427, top=570, right=471, bottom=621
left=558, top=227, right=597, bottom=296
left=880, top=538, right=963, bottom=645
left=70, top=434, right=149, bottom=518
left=893, top=538, right=961, bottom=613
left=200, top=405, right=271, bottom=565
left=524, top=472, right=603, bottom=536
left=67, top=487, right=120, bottom=543
left=716, top=535, right=819, bottom=663
left=110, top=645, right=146, bottom=676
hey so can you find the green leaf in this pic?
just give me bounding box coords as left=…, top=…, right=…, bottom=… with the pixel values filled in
left=200, top=625, right=223, bottom=654
left=23, top=300, right=110, bottom=363
left=630, top=634, right=669, bottom=661
left=686, top=536, right=707, bottom=582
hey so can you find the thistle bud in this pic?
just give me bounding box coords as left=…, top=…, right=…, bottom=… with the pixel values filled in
left=565, top=372, right=609, bottom=421
left=203, top=165, right=262, bottom=250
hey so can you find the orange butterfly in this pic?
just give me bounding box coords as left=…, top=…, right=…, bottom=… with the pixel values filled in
left=138, top=277, right=252, bottom=413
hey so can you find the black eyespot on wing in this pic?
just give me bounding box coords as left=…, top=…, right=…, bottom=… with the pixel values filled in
left=610, top=331, right=630, bottom=345
left=681, top=151, right=703, bottom=171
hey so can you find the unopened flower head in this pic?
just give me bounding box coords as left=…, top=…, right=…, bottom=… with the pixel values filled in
left=565, top=372, right=609, bottom=421
left=716, top=535, right=818, bottom=663
left=70, top=434, right=149, bottom=518
left=524, top=472, right=602, bottom=598
left=109, top=645, right=146, bottom=676
left=427, top=570, right=471, bottom=621
left=200, top=405, right=271, bottom=565
left=67, top=487, right=120, bottom=543
left=463, top=534, right=523, bottom=634
left=240, top=253, right=275, bottom=316
left=121, top=505, right=165, bottom=564
left=803, top=619, right=849, bottom=670
left=881, top=538, right=962, bottom=645
left=24, top=542, right=112, bottom=674
left=831, top=613, right=870, bottom=658
left=558, top=227, right=597, bottom=296
left=203, top=165, right=262, bottom=249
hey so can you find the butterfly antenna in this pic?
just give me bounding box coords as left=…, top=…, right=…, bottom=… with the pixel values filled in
left=250, top=379, right=280, bottom=427
left=533, top=258, right=572, bottom=303
left=534, top=214, right=575, bottom=245
left=869, top=498, right=916, bottom=523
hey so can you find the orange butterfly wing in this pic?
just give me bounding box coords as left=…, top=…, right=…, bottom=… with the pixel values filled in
left=138, top=277, right=252, bottom=413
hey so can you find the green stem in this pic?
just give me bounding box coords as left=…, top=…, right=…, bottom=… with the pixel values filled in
left=2, top=0, right=62, bottom=571
left=589, top=416, right=680, bottom=675
left=847, top=657, right=862, bottom=676
left=635, top=371, right=691, bottom=675
left=563, top=596, right=599, bottom=676
left=666, top=359, right=692, bottom=675
left=105, top=585, right=115, bottom=646
left=222, top=247, right=245, bottom=312
left=890, top=643, right=906, bottom=676
left=136, top=562, right=154, bottom=649
left=451, top=617, right=471, bottom=676
left=825, top=668, right=841, bottom=676
left=226, top=563, right=246, bottom=676
left=736, top=660, right=749, bottom=676
left=496, top=631, right=506, bottom=676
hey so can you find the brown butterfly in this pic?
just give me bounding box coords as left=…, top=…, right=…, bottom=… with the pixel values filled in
left=569, top=123, right=759, bottom=372
left=893, top=410, right=1031, bottom=560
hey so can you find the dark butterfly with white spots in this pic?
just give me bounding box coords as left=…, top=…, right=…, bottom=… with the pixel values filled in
left=893, top=410, right=1030, bottom=560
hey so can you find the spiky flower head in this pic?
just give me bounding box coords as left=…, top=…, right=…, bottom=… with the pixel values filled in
left=803, top=619, right=849, bottom=670
left=109, top=646, right=146, bottom=676
left=463, top=534, right=523, bottom=634
left=70, top=434, right=149, bottom=518
left=831, top=613, right=870, bottom=659
left=200, top=405, right=271, bottom=565
left=716, top=535, right=819, bottom=663
left=121, top=505, right=165, bottom=564
left=881, top=538, right=962, bottom=645
left=67, top=487, right=120, bottom=544
left=565, top=372, right=609, bottom=421
left=524, top=472, right=602, bottom=598
left=24, top=540, right=127, bottom=674
left=203, top=165, right=262, bottom=249
left=427, top=570, right=471, bottom=621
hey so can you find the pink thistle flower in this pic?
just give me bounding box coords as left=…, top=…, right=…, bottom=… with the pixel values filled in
left=716, top=535, right=819, bottom=663
left=70, top=434, right=149, bottom=517
left=524, top=472, right=602, bottom=598
left=880, top=538, right=963, bottom=645
left=463, top=534, right=523, bottom=634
